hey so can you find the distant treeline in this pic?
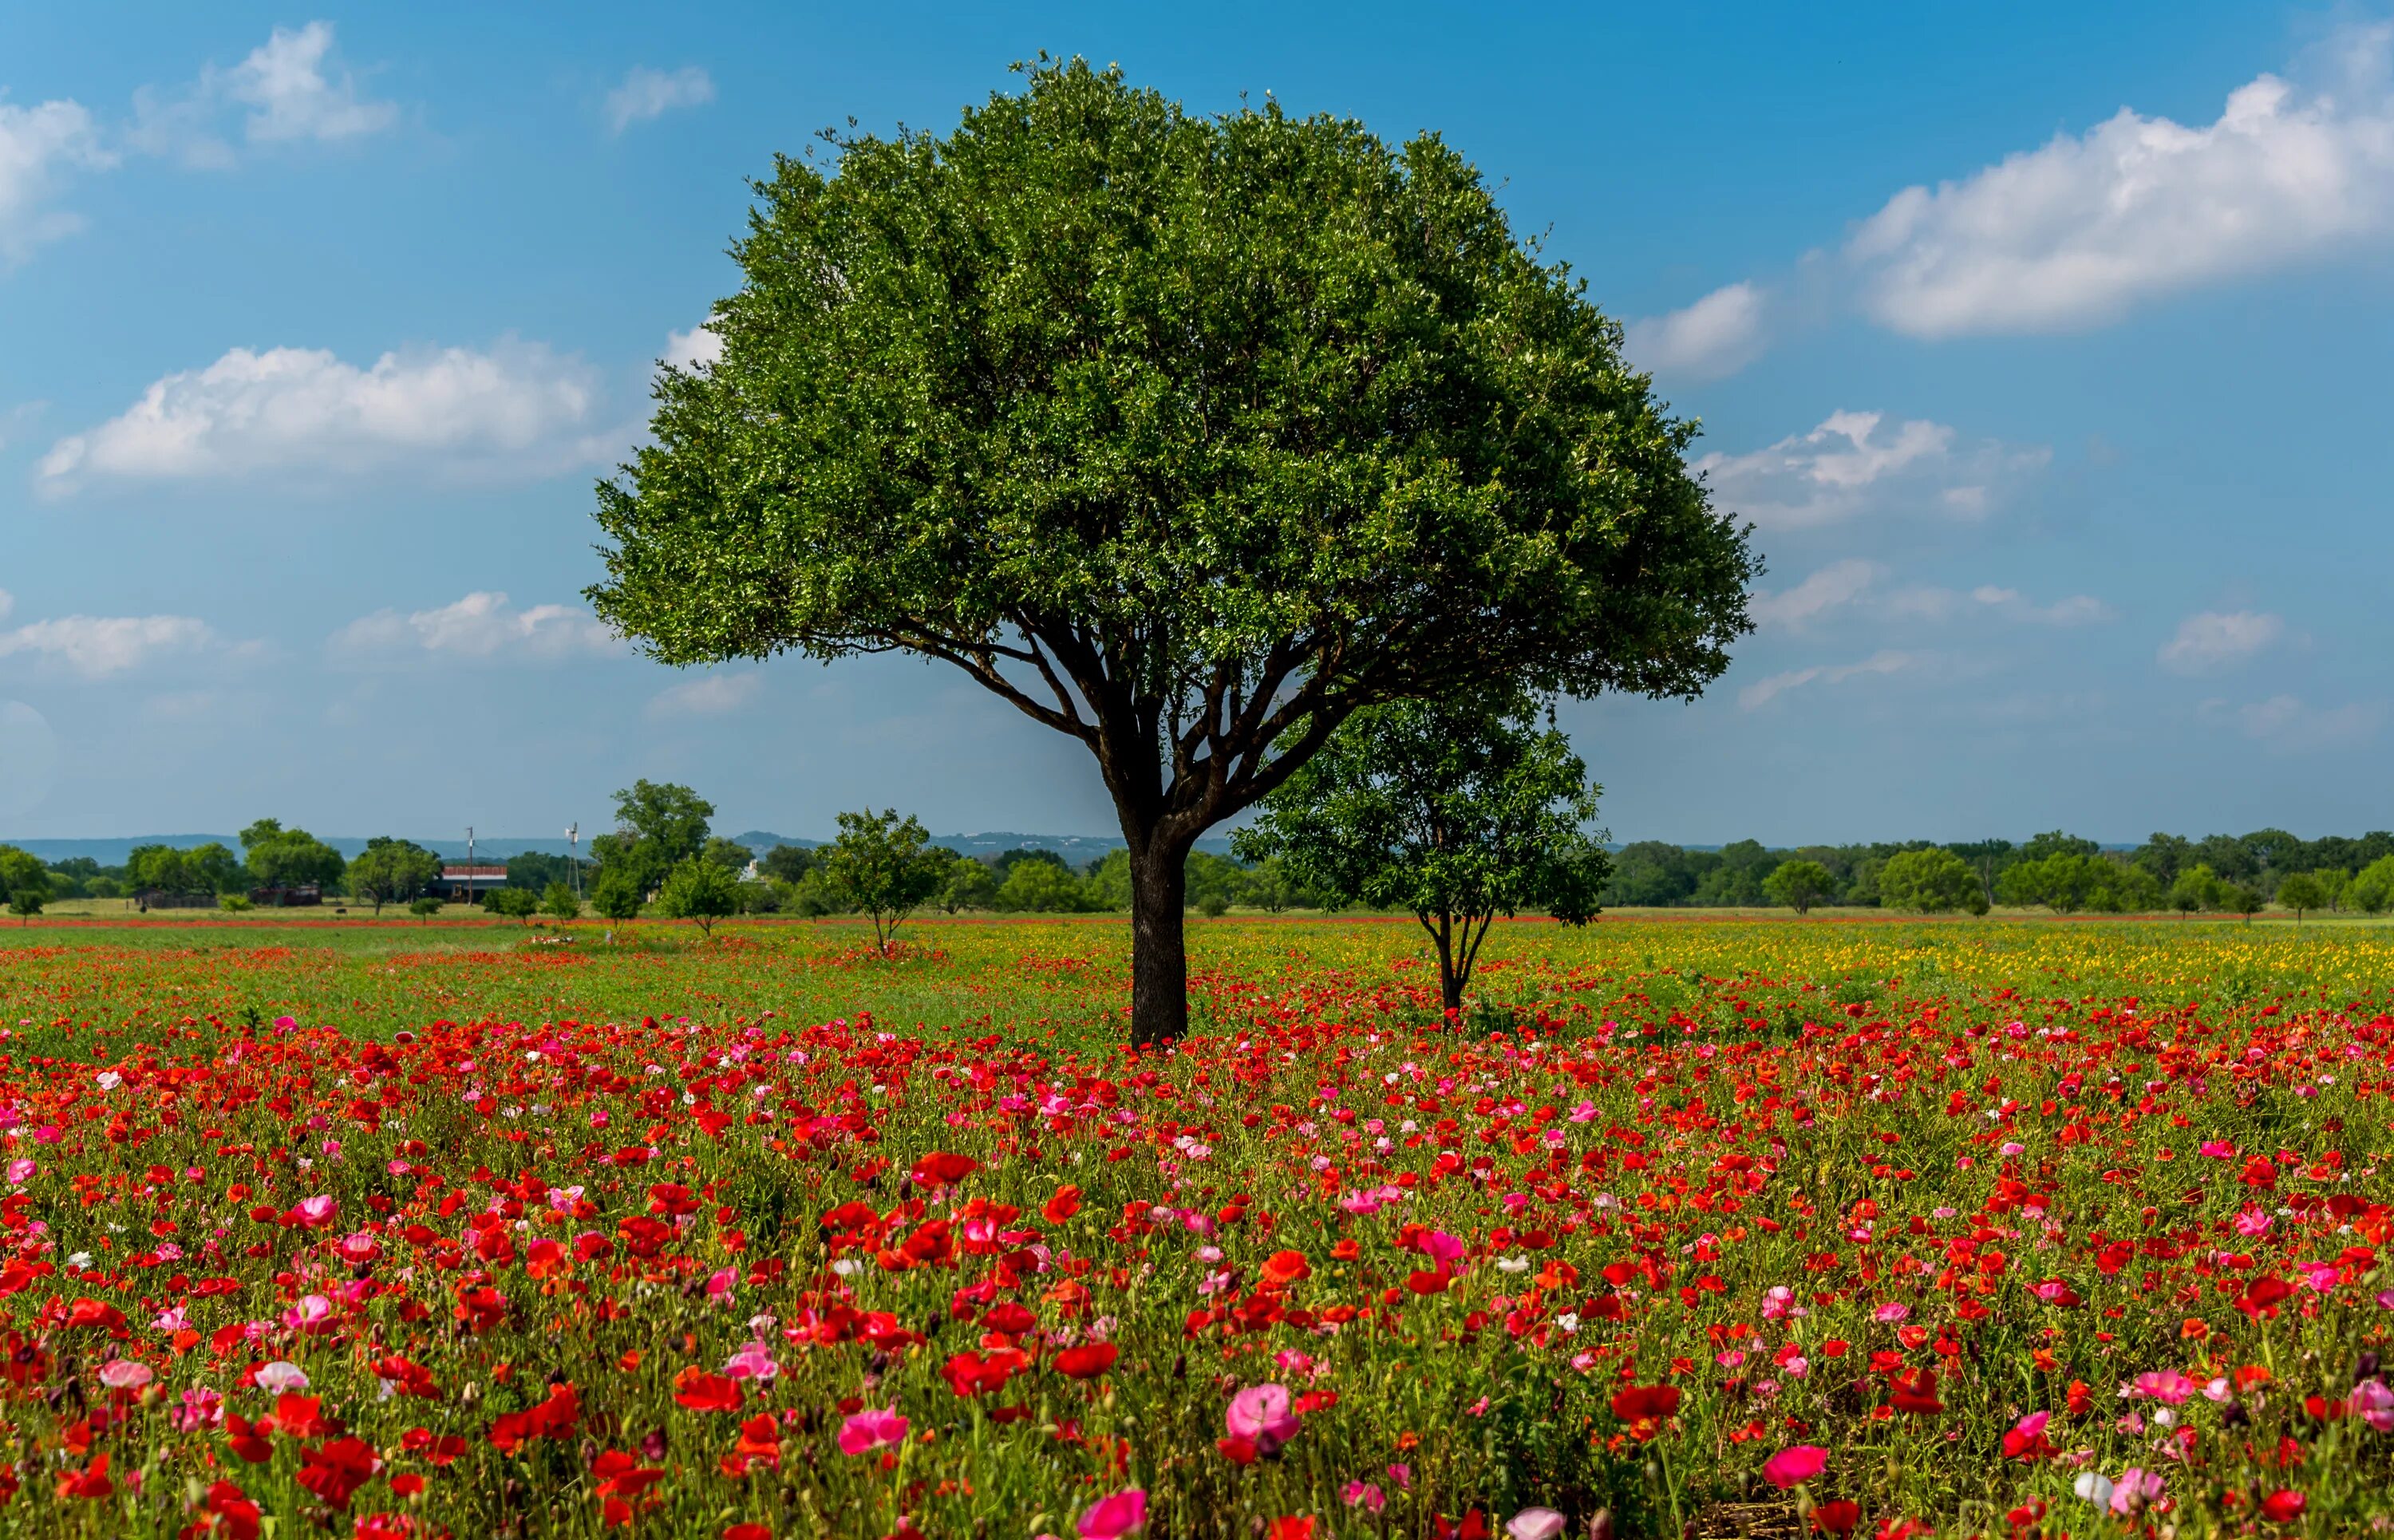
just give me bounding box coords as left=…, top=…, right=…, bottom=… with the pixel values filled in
left=1606, top=829, right=2394, bottom=914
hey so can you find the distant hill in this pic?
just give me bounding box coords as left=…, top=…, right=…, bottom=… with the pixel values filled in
left=5, top=829, right=1238, bottom=867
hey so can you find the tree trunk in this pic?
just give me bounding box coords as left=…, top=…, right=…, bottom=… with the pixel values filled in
left=1128, top=837, right=1192, bottom=1048
left=1436, top=911, right=1462, bottom=1014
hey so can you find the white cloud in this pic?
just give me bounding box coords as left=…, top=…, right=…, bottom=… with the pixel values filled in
left=1696, top=409, right=2048, bottom=529
left=1739, top=649, right=1917, bottom=709
left=0, top=99, right=114, bottom=264
left=226, top=22, right=396, bottom=144
left=332, top=591, right=622, bottom=662
left=1750, top=559, right=1882, bottom=630
left=2158, top=610, right=2281, bottom=674
left=128, top=21, right=396, bottom=167
left=1887, top=583, right=2111, bottom=626
left=0, top=614, right=222, bottom=677
left=663, top=322, right=722, bottom=372
left=606, top=65, right=716, bottom=133
left=2201, top=693, right=2381, bottom=752
left=647, top=671, right=761, bottom=718
left=1847, top=26, right=2394, bottom=337
left=1623, top=281, right=1768, bottom=378
left=40, top=340, right=610, bottom=490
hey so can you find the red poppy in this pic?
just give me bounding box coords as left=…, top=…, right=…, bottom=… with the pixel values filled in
left=1043, top=1186, right=1082, bottom=1224
left=910, top=1151, right=979, bottom=1187
left=672, top=1368, right=744, bottom=1413
left=1888, top=1368, right=1944, bottom=1416
left=1053, top=1342, right=1119, bottom=1380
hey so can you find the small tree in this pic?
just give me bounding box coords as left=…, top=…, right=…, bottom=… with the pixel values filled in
left=818, top=810, right=948, bottom=954
left=939, top=856, right=1000, bottom=914
left=486, top=887, right=539, bottom=924
left=0, top=848, right=50, bottom=921
left=408, top=896, right=443, bottom=921
left=348, top=838, right=440, bottom=915
left=759, top=844, right=815, bottom=885
left=2350, top=855, right=2394, bottom=916
left=655, top=856, right=740, bottom=938
left=1761, top=859, right=1833, bottom=916
left=2223, top=883, right=2266, bottom=922
left=540, top=882, right=582, bottom=922
left=1881, top=848, right=1987, bottom=914
left=8, top=889, right=43, bottom=924
left=591, top=868, right=643, bottom=922
left=2168, top=863, right=2222, bottom=917
left=1234, top=693, right=1609, bottom=1015
left=2274, top=871, right=2326, bottom=926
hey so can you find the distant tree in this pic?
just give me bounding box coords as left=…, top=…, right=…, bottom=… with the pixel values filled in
left=1243, top=855, right=1312, bottom=914
left=505, top=851, right=587, bottom=891
left=1183, top=852, right=1252, bottom=916
left=1602, top=841, right=1703, bottom=908
left=485, top=887, right=539, bottom=922
left=0, top=847, right=49, bottom=915
left=701, top=836, right=756, bottom=875
left=817, top=809, right=948, bottom=954
left=1946, top=839, right=2017, bottom=911
left=348, top=838, right=441, bottom=916
left=938, top=856, right=1001, bottom=914
left=218, top=894, right=253, bottom=914
left=407, top=896, right=443, bottom=921
left=1692, top=839, right=1776, bottom=907
left=655, top=856, right=740, bottom=938
left=585, top=61, right=1756, bottom=1045
left=997, top=859, right=1087, bottom=913
left=540, top=882, right=582, bottom=922
left=6, top=889, right=42, bottom=924
left=2274, top=871, right=2327, bottom=926
left=758, top=844, right=815, bottom=885
left=2169, top=863, right=2223, bottom=918
left=243, top=822, right=346, bottom=898
left=2131, top=832, right=2192, bottom=887
left=2222, top=883, right=2266, bottom=922
left=2350, top=855, right=2394, bottom=916
left=1880, top=848, right=1987, bottom=914
left=591, top=867, right=643, bottom=922
left=594, top=780, right=715, bottom=898
left=1234, top=693, right=1609, bottom=1014
left=2315, top=868, right=2352, bottom=913
left=1761, top=859, right=1834, bottom=915
left=2019, top=830, right=2102, bottom=863
left=1996, top=852, right=2124, bottom=914
left=735, top=879, right=781, bottom=914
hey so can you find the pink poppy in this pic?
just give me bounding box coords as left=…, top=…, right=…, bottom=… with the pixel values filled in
left=1507, top=1510, right=1566, bottom=1540
left=1077, top=1489, right=1146, bottom=1540
left=1763, top=1446, right=1828, bottom=1490
left=837, top=1408, right=908, bottom=1455
left=1227, top=1384, right=1300, bottom=1452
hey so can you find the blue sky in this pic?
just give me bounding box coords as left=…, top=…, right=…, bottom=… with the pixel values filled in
left=3, top=2, right=2391, bottom=844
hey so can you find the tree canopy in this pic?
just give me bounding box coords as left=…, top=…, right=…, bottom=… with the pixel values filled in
left=817, top=810, right=948, bottom=955
left=588, top=59, right=1755, bottom=1043
left=348, top=837, right=440, bottom=916
left=594, top=780, right=714, bottom=897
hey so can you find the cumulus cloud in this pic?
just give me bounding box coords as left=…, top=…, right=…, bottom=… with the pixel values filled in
left=1848, top=26, right=2394, bottom=337
left=1696, top=409, right=2048, bottom=529
left=0, top=99, right=115, bottom=264
left=1623, top=281, right=1768, bottom=378
left=1738, top=649, right=1917, bottom=709
left=2158, top=610, right=2281, bottom=674
left=647, top=671, right=761, bottom=719
left=39, top=340, right=612, bottom=490
left=1750, top=559, right=1883, bottom=630
left=662, top=322, right=722, bottom=372
left=2201, top=693, right=2382, bottom=752
left=0, top=614, right=223, bottom=677
left=332, top=592, right=622, bottom=662
left=129, top=21, right=396, bottom=167
left=606, top=65, right=715, bottom=133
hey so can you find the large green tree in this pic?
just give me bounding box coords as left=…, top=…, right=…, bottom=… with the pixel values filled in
left=593, top=780, right=714, bottom=898
left=1234, top=693, right=1609, bottom=1014
left=239, top=819, right=346, bottom=897
left=587, top=61, right=1754, bottom=1044
left=348, top=837, right=441, bottom=916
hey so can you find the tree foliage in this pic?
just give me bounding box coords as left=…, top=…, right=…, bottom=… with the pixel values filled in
left=1235, top=693, right=1608, bottom=1013
left=594, top=780, right=714, bottom=898
left=817, top=810, right=948, bottom=954
left=348, top=837, right=441, bottom=916
left=587, top=59, right=1754, bottom=1043
left=654, top=856, right=740, bottom=938
left=1761, top=859, right=1833, bottom=915
left=1879, top=849, right=1987, bottom=914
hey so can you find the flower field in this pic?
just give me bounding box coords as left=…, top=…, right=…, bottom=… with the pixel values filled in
left=0, top=914, right=2388, bottom=1539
